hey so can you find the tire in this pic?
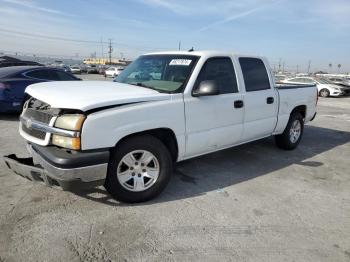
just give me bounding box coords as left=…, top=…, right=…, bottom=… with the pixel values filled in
left=275, top=112, right=304, bottom=150
left=105, top=135, right=173, bottom=203
left=319, top=88, right=330, bottom=97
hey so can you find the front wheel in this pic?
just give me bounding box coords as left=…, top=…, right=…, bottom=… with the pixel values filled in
left=319, top=88, right=330, bottom=97
left=105, top=135, right=173, bottom=203
left=275, top=112, right=304, bottom=150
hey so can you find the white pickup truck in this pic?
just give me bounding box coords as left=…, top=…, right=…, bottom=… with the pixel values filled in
left=4, top=51, right=317, bottom=203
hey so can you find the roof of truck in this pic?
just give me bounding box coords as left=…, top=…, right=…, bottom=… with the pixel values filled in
left=144, top=50, right=265, bottom=60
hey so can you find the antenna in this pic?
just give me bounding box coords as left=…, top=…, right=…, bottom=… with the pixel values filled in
left=188, top=47, right=194, bottom=52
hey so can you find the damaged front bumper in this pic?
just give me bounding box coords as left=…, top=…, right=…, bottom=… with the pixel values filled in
left=4, top=144, right=109, bottom=191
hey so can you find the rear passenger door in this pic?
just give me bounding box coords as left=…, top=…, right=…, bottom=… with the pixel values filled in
left=239, top=57, right=278, bottom=141
left=184, top=57, right=244, bottom=157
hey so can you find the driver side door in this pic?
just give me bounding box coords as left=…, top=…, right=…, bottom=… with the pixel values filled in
left=184, top=57, right=244, bottom=157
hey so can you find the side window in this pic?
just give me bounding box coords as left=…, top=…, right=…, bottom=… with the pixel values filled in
left=26, top=69, right=63, bottom=81
left=196, top=57, right=238, bottom=94
left=54, top=70, right=76, bottom=81
left=292, top=78, right=304, bottom=83
left=303, top=78, right=314, bottom=84
left=26, top=69, right=49, bottom=80
left=239, top=58, right=271, bottom=92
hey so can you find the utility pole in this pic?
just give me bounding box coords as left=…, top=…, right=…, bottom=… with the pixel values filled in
left=100, top=37, right=104, bottom=61
left=178, top=41, right=181, bottom=51
left=307, top=60, right=311, bottom=74
left=108, top=39, right=113, bottom=65
left=278, top=58, right=281, bottom=72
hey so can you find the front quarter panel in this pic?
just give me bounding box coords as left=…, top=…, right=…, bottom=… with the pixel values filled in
left=81, top=94, right=186, bottom=159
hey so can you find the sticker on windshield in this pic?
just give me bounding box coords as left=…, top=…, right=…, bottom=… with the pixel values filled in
left=169, top=59, right=192, bottom=66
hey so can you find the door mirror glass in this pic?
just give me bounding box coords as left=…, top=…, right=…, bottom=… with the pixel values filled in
left=192, top=80, right=220, bottom=97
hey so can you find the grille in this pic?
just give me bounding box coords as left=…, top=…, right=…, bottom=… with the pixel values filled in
left=21, top=98, right=56, bottom=140
left=23, top=108, right=52, bottom=124
left=21, top=124, right=46, bottom=140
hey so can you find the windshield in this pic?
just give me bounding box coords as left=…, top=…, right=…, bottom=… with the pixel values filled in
left=115, top=55, right=199, bottom=93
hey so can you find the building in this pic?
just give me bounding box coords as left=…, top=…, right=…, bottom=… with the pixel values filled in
left=83, top=57, right=132, bottom=66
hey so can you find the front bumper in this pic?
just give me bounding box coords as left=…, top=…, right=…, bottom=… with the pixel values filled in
left=4, top=144, right=109, bottom=191
left=330, top=89, right=350, bottom=96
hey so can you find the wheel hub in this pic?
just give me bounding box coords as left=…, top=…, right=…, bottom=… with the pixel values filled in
left=117, top=150, right=160, bottom=192
left=289, top=120, right=301, bottom=143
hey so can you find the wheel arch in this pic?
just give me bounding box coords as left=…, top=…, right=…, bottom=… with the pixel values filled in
left=114, top=128, right=179, bottom=162
left=290, top=105, right=306, bottom=119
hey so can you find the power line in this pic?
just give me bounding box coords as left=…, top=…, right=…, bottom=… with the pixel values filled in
left=0, top=28, right=108, bottom=44
left=0, top=28, right=172, bottom=52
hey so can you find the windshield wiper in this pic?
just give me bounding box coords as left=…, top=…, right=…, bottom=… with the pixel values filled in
left=128, top=82, right=163, bottom=92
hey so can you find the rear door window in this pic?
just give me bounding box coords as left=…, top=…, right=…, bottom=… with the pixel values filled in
left=239, top=58, right=271, bottom=92
left=26, top=69, right=49, bottom=80
left=54, top=70, right=77, bottom=80
left=196, top=57, right=238, bottom=94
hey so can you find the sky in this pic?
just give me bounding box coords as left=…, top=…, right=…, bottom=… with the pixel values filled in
left=0, top=0, right=349, bottom=72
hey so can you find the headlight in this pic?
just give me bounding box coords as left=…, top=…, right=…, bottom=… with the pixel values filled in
left=52, top=114, right=85, bottom=150
left=52, top=135, right=81, bottom=150
left=54, top=114, right=85, bottom=131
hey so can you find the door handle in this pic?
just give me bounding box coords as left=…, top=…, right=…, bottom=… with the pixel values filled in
left=266, top=97, right=274, bottom=104
left=234, top=100, right=244, bottom=108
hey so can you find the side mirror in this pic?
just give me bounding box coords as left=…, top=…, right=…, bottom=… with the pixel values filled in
left=192, top=80, right=220, bottom=97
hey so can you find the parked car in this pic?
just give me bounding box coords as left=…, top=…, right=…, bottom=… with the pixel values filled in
left=98, top=65, right=108, bottom=75
left=274, top=74, right=287, bottom=83
left=327, top=77, right=350, bottom=87
left=0, top=55, right=43, bottom=68
left=4, top=51, right=317, bottom=203
left=281, top=77, right=349, bottom=97
left=86, top=65, right=98, bottom=74
left=60, top=65, right=71, bottom=73
left=70, top=65, right=81, bottom=74
left=105, top=66, right=125, bottom=77
left=0, top=66, right=81, bottom=113
left=80, top=64, right=88, bottom=74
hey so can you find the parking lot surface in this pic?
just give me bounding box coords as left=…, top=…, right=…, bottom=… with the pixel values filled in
left=0, top=81, right=349, bottom=261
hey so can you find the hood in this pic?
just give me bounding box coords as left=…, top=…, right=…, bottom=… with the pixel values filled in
left=25, top=81, right=171, bottom=111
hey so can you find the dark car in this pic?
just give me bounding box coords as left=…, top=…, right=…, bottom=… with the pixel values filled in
left=328, top=77, right=350, bottom=87
left=0, top=66, right=81, bottom=113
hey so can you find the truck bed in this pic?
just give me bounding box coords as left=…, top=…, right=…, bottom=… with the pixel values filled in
left=276, top=83, right=316, bottom=89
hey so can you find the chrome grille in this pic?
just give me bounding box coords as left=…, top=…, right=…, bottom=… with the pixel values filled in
left=21, top=98, right=57, bottom=141
left=21, top=124, right=46, bottom=140
left=23, top=108, right=52, bottom=124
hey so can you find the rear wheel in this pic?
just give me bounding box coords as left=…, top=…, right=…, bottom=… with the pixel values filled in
left=319, top=88, right=330, bottom=97
left=275, top=112, right=304, bottom=150
left=105, top=135, right=173, bottom=203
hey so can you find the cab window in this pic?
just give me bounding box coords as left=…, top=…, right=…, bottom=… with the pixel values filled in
left=195, top=57, right=238, bottom=94
left=239, top=58, right=271, bottom=92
